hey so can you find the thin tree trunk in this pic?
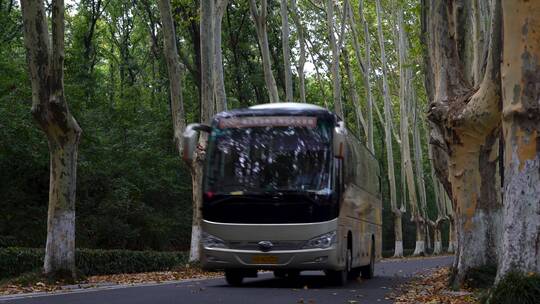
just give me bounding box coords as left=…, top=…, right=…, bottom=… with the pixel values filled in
left=413, top=104, right=428, bottom=256
left=21, top=0, right=82, bottom=278
left=325, top=0, right=342, bottom=117
left=498, top=0, right=540, bottom=280
left=291, top=0, right=306, bottom=103
left=189, top=0, right=216, bottom=263
left=433, top=228, right=442, bottom=255
left=375, top=0, right=398, bottom=257
left=447, top=216, right=456, bottom=253
left=396, top=6, right=417, bottom=258
left=213, top=0, right=228, bottom=112
left=249, top=0, right=279, bottom=103
left=157, top=0, right=186, bottom=154
left=343, top=49, right=367, bottom=139
left=344, top=0, right=367, bottom=141
left=280, top=0, right=293, bottom=103
left=359, top=0, right=374, bottom=153
left=413, top=221, right=426, bottom=256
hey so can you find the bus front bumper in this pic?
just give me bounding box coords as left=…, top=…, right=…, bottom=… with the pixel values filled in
left=201, top=246, right=340, bottom=271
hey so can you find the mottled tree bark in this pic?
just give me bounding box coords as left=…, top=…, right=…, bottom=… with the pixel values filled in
left=157, top=0, right=186, bottom=154
left=214, top=0, right=229, bottom=112
left=396, top=7, right=416, bottom=258
left=189, top=0, right=216, bottom=263
left=343, top=49, right=367, bottom=139
left=325, top=0, right=342, bottom=118
left=423, top=0, right=503, bottom=285
left=158, top=0, right=214, bottom=263
left=359, top=0, right=374, bottom=152
left=249, top=0, right=279, bottom=103
left=375, top=0, right=399, bottom=257
left=498, top=0, right=540, bottom=279
left=21, top=0, right=82, bottom=277
left=413, top=106, right=429, bottom=256
left=280, top=0, right=293, bottom=103
left=291, top=0, right=306, bottom=103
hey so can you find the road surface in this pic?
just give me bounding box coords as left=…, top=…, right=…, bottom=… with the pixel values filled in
left=1, top=256, right=452, bottom=304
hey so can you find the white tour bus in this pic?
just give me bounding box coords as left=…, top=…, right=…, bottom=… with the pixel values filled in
left=182, top=103, right=382, bottom=286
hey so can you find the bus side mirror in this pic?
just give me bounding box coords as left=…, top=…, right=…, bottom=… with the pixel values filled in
left=333, top=121, right=347, bottom=159
left=182, top=123, right=211, bottom=163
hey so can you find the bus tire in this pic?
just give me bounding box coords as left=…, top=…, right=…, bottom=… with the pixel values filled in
left=273, top=270, right=287, bottom=279
left=225, top=270, right=244, bottom=286
left=326, top=248, right=350, bottom=286
left=360, top=240, right=375, bottom=279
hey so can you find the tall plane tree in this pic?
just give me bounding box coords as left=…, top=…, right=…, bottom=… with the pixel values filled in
left=157, top=0, right=213, bottom=262
left=291, top=0, right=306, bottom=103
left=249, top=0, right=279, bottom=103
left=214, top=0, right=229, bottom=112
left=498, top=0, right=540, bottom=279
left=423, top=0, right=502, bottom=285
left=374, top=0, right=399, bottom=257
left=280, top=0, right=293, bottom=103
left=20, top=0, right=82, bottom=277
left=325, top=0, right=343, bottom=117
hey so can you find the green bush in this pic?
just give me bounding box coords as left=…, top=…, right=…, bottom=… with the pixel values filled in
left=0, top=247, right=189, bottom=280
left=485, top=272, right=540, bottom=304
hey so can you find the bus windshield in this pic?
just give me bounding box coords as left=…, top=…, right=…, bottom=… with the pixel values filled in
left=204, top=118, right=332, bottom=194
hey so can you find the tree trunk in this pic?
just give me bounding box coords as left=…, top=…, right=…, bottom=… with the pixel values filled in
left=447, top=217, right=456, bottom=253
left=157, top=0, right=186, bottom=154
left=396, top=6, right=420, bottom=258
left=325, top=0, right=342, bottom=117
left=280, top=0, right=293, bottom=103
left=359, top=0, right=374, bottom=153
left=343, top=49, right=367, bottom=138
left=213, top=0, right=228, bottom=112
left=498, top=0, right=540, bottom=279
left=393, top=213, right=403, bottom=258
left=21, top=0, right=81, bottom=278
left=188, top=0, right=216, bottom=263
left=433, top=227, right=442, bottom=255
left=413, top=221, right=426, bottom=256
left=413, top=105, right=428, bottom=256
left=375, top=0, right=400, bottom=258
left=291, top=0, right=306, bottom=103
left=423, top=0, right=503, bottom=285
left=249, top=0, right=279, bottom=103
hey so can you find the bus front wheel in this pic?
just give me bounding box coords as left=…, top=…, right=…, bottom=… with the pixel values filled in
left=225, top=270, right=244, bottom=286
left=326, top=248, right=351, bottom=286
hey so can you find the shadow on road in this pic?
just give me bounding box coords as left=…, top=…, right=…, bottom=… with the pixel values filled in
left=212, top=271, right=404, bottom=290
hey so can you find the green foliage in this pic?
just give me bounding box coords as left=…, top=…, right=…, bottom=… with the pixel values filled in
left=0, top=247, right=189, bottom=280
left=484, top=272, right=540, bottom=304
left=0, top=0, right=436, bottom=256
left=0, top=248, right=44, bottom=280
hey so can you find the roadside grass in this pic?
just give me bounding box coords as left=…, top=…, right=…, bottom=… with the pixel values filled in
left=481, top=272, right=540, bottom=304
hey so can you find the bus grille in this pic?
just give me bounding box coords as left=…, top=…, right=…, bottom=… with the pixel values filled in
left=227, top=241, right=304, bottom=251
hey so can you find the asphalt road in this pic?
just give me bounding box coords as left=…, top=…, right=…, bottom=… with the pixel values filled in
left=2, top=256, right=453, bottom=304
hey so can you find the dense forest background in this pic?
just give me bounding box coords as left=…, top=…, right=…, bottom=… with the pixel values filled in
left=0, top=0, right=443, bottom=252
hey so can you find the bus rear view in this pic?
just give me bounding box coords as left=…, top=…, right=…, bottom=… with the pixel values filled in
left=183, top=103, right=382, bottom=286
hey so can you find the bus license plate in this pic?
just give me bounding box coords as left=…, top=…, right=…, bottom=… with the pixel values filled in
left=252, top=255, right=278, bottom=264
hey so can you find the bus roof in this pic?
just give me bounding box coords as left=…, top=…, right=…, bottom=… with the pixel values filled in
left=214, top=103, right=336, bottom=120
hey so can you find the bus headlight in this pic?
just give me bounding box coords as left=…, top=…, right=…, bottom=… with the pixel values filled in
left=302, top=231, right=337, bottom=249
left=202, top=232, right=227, bottom=249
